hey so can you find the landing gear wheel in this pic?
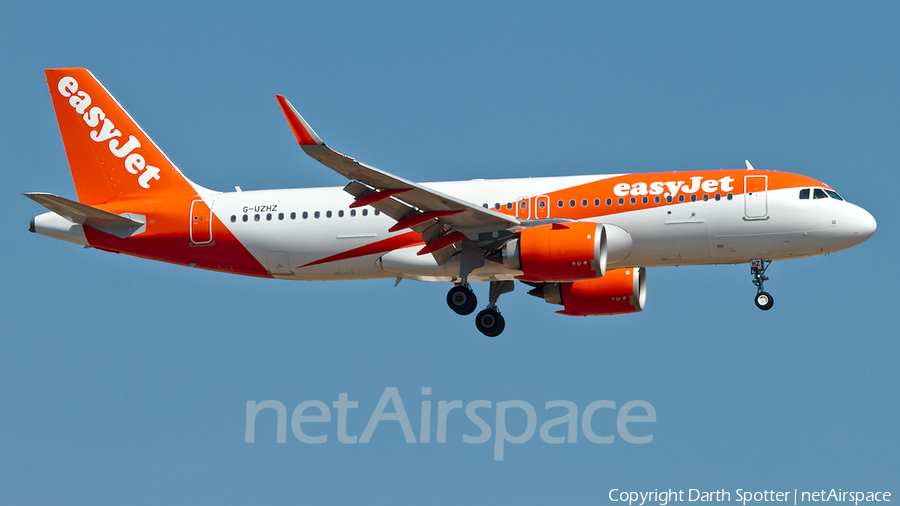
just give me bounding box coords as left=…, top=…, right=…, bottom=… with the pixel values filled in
left=750, top=259, right=774, bottom=311
left=755, top=291, right=774, bottom=311
left=475, top=308, right=505, bottom=337
left=447, top=285, right=478, bottom=315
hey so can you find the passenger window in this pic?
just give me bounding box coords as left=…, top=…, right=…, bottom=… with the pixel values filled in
left=642, top=196, right=648, bottom=204
left=278, top=212, right=284, bottom=220
left=666, top=196, right=673, bottom=203
left=630, top=197, right=636, bottom=205
left=581, top=199, right=588, bottom=207
left=374, top=210, right=380, bottom=216
left=302, top=211, right=308, bottom=219
left=506, top=202, right=513, bottom=210
left=593, top=198, right=600, bottom=206
left=606, top=198, right=612, bottom=206
left=799, top=189, right=810, bottom=199
left=727, top=193, right=733, bottom=200
left=266, top=213, right=272, bottom=221
left=826, top=190, right=843, bottom=201
left=520, top=201, right=527, bottom=210
left=230, top=215, right=236, bottom=223
left=814, top=189, right=828, bottom=199
left=290, top=212, right=296, bottom=220
left=362, top=209, right=368, bottom=216
left=314, top=211, right=320, bottom=219
left=482, top=203, right=488, bottom=208
left=350, top=209, right=356, bottom=217
left=242, top=214, right=248, bottom=222
left=702, top=194, right=708, bottom=202
left=618, top=198, right=624, bottom=205
left=494, top=203, right=500, bottom=210
left=557, top=200, right=564, bottom=208
left=538, top=200, right=546, bottom=208
left=339, top=210, right=345, bottom=217
left=654, top=196, right=660, bottom=204
left=254, top=214, right=260, bottom=222
left=326, top=211, right=332, bottom=218
left=678, top=195, right=685, bottom=203
left=715, top=193, right=721, bottom=201
left=569, top=199, right=576, bottom=207
left=690, top=195, right=697, bottom=202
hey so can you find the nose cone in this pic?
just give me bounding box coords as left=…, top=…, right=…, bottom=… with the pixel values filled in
left=849, top=205, right=877, bottom=245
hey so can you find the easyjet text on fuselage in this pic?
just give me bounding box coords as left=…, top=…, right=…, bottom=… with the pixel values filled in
left=613, top=176, right=735, bottom=198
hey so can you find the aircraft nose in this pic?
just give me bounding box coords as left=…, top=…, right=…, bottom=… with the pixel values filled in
left=849, top=205, right=877, bottom=243
left=858, top=207, right=877, bottom=239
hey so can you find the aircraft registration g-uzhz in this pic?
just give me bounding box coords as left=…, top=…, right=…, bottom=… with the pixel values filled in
left=28, top=68, right=877, bottom=337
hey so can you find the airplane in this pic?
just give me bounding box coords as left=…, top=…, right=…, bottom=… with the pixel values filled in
left=28, top=68, right=877, bottom=337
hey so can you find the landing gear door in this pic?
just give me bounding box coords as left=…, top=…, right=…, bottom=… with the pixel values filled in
left=190, top=199, right=214, bottom=244
left=744, top=175, right=768, bottom=219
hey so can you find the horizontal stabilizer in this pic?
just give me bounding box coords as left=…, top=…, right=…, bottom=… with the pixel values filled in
left=24, top=192, right=143, bottom=228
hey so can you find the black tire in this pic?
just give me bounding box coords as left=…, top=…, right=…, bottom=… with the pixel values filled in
left=475, top=308, right=505, bottom=337
left=755, top=291, right=774, bottom=311
left=447, top=285, right=477, bottom=315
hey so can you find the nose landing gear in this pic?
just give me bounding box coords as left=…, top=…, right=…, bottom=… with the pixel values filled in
left=755, top=291, right=774, bottom=311
left=751, top=259, right=774, bottom=311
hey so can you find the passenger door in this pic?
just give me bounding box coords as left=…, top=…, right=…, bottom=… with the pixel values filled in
left=190, top=199, right=214, bottom=245
left=744, top=175, right=768, bottom=219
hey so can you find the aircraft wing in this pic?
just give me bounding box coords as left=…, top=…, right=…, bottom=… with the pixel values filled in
left=276, top=96, right=520, bottom=260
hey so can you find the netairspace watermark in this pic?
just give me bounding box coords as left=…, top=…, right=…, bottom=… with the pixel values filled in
left=610, top=489, right=892, bottom=506
left=245, top=387, right=656, bottom=461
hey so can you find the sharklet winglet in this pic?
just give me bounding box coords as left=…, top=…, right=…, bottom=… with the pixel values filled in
left=275, top=95, right=323, bottom=146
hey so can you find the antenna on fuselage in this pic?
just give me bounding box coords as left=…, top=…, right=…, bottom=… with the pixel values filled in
left=745, top=160, right=755, bottom=170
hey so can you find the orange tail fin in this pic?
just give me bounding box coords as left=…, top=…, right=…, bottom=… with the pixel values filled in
left=45, top=68, right=203, bottom=204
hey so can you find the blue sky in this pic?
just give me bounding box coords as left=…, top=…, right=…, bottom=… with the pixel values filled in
left=1, top=1, right=897, bottom=504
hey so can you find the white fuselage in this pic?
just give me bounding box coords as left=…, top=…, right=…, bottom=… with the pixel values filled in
left=202, top=174, right=875, bottom=281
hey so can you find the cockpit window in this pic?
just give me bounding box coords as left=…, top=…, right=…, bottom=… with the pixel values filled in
left=799, top=189, right=810, bottom=199
left=826, top=190, right=844, bottom=201
left=813, top=188, right=828, bottom=199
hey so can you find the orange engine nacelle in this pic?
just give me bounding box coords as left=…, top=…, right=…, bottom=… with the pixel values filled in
left=502, top=222, right=608, bottom=282
left=527, top=268, right=647, bottom=316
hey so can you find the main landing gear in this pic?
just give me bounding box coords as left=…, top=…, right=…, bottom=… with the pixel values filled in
left=447, top=284, right=478, bottom=315
left=475, top=309, right=504, bottom=338
left=751, top=259, right=774, bottom=311
left=446, top=280, right=514, bottom=337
